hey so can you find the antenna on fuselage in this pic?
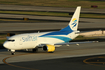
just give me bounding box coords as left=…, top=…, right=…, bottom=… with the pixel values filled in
left=38, top=31, right=40, bottom=33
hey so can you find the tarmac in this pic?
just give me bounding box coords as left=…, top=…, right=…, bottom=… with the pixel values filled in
left=0, top=5, right=105, bottom=33
left=0, top=22, right=105, bottom=33
left=0, top=41, right=105, bottom=70
left=0, top=4, right=105, bottom=13
left=0, top=5, right=105, bottom=70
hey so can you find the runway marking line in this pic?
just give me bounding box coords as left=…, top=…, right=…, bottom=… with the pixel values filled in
left=2, top=46, right=105, bottom=69
left=2, top=53, right=39, bottom=70
left=83, top=56, right=105, bottom=67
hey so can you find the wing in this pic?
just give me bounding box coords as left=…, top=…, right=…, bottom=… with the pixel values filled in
left=38, top=41, right=98, bottom=48
left=54, top=41, right=98, bottom=45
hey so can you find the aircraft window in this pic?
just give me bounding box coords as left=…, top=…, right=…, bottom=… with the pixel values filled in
left=7, top=40, right=15, bottom=42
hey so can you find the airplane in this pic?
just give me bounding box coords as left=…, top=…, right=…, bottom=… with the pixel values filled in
left=3, top=6, right=91, bottom=55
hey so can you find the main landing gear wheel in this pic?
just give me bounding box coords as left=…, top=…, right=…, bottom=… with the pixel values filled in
left=11, top=52, right=15, bottom=55
left=32, top=47, right=38, bottom=53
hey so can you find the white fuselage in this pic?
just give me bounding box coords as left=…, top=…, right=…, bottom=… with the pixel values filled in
left=3, top=31, right=78, bottom=50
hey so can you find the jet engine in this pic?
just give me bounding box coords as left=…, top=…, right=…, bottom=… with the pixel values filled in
left=43, top=45, right=55, bottom=53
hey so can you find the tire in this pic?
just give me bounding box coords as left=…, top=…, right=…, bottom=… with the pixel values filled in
left=32, top=48, right=38, bottom=53
left=11, top=52, right=15, bottom=55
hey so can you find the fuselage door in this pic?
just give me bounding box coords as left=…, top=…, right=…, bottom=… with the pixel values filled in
left=19, top=37, right=23, bottom=45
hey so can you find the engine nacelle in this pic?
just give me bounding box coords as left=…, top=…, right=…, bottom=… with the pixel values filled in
left=43, top=45, right=55, bottom=52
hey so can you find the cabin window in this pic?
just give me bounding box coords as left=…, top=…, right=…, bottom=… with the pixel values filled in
left=7, top=39, right=15, bottom=42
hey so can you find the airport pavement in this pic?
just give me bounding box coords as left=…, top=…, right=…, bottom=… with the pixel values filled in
left=0, top=4, right=105, bottom=70
left=0, top=4, right=105, bottom=14
left=0, top=13, right=105, bottom=22
left=0, top=5, right=105, bottom=33
left=2, top=54, right=105, bottom=70
left=0, top=42, right=105, bottom=70
left=0, top=21, right=105, bottom=33
left=0, top=14, right=105, bottom=33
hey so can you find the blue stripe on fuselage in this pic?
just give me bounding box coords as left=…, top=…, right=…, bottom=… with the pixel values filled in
left=39, top=31, right=72, bottom=37
left=40, top=36, right=72, bottom=43
left=40, top=25, right=73, bottom=37
left=39, top=25, right=73, bottom=42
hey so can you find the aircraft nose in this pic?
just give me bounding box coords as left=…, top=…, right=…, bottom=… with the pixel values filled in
left=3, top=42, right=9, bottom=48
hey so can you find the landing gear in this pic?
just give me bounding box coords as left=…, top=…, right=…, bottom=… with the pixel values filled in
left=11, top=50, right=15, bottom=55
left=32, top=47, right=38, bottom=53
left=11, top=52, right=15, bottom=55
